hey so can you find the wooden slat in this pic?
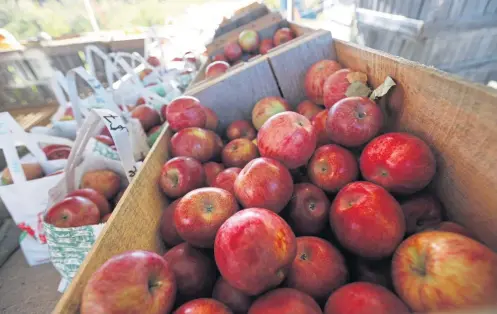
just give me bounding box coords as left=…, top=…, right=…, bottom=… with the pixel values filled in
left=214, top=2, right=270, bottom=38
left=334, top=40, right=497, bottom=251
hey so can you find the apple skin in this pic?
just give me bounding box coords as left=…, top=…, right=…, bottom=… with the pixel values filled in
left=401, top=193, right=443, bottom=235
left=329, top=181, right=406, bottom=259
left=204, top=162, right=225, bottom=186
left=324, top=282, right=410, bottom=314
left=248, top=288, right=321, bottom=314
left=252, top=96, right=291, bottom=130
left=224, top=42, right=243, bottom=62
left=213, top=167, right=242, bottom=195
left=81, top=250, right=176, bottom=314
left=1, top=163, right=43, bottom=185
left=80, top=170, right=121, bottom=200
left=307, top=144, right=358, bottom=193
left=286, top=183, right=330, bottom=235
left=202, top=106, right=219, bottom=131
left=94, top=135, right=114, bottom=146
left=131, top=104, right=161, bottom=132
left=323, top=68, right=370, bottom=109
left=234, top=157, right=293, bottom=213
left=304, top=60, right=343, bottom=104
left=296, top=100, right=322, bottom=120
left=44, top=146, right=71, bottom=160
left=326, top=96, right=383, bottom=147
left=432, top=221, right=477, bottom=240
left=259, top=38, right=274, bottom=55
left=273, top=27, right=296, bottom=46
left=139, top=68, right=153, bottom=81
left=170, top=127, right=223, bottom=163
left=101, top=213, right=111, bottom=223
left=212, top=54, right=228, bottom=62
left=67, top=188, right=111, bottom=216
left=205, top=61, right=230, bottom=79
left=147, top=124, right=164, bottom=147
left=214, top=208, right=297, bottom=295
left=353, top=257, right=393, bottom=290
left=159, top=199, right=184, bottom=247
left=226, top=120, right=257, bottom=140
left=163, top=243, right=216, bottom=299
left=360, top=132, right=436, bottom=194
left=311, top=110, right=332, bottom=147
left=165, top=96, right=207, bottom=131
left=174, top=298, right=233, bottom=314
left=159, top=157, right=205, bottom=198
left=136, top=97, right=146, bottom=106
left=258, top=112, right=317, bottom=169
left=285, top=236, right=348, bottom=300
left=147, top=56, right=161, bottom=67
left=213, top=277, right=252, bottom=314
left=222, top=138, right=260, bottom=168
left=392, top=231, right=497, bottom=312
left=238, top=29, right=260, bottom=52
left=175, top=187, right=239, bottom=248
left=45, top=196, right=101, bottom=228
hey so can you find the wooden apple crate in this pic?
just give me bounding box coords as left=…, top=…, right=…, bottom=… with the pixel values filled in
left=53, top=29, right=497, bottom=313
left=213, top=2, right=270, bottom=39
left=188, top=13, right=316, bottom=90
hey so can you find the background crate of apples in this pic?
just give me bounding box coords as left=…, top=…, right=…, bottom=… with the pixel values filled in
left=50, top=21, right=497, bottom=314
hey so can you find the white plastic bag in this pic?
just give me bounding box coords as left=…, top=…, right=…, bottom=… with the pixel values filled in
left=44, top=108, right=141, bottom=287
left=19, top=231, right=50, bottom=267
left=0, top=112, right=73, bottom=244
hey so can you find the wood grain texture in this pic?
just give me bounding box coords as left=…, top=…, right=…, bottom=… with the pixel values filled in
left=214, top=2, right=270, bottom=38
left=52, top=127, right=171, bottom=314
left=334, top=40, right=497, bottom=251
left=267, top=30, right=335, bottom=107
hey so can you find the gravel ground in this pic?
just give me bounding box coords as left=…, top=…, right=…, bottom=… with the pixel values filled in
left=0, top=249, right=61, bottom=314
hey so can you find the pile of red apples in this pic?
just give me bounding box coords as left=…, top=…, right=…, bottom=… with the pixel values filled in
left=206, top=27, right=296, bottom=79
left=79, top=60, right=497, bottom=314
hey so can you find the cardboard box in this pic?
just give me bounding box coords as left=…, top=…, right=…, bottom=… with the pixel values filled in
left=53, top=32, right=497, bottom=313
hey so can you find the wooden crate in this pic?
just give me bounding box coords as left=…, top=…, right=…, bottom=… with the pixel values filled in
left=188, top=15, right=316, bottom=89
left=53, top=32, right=497, bottom=313
left=214, top=2, right=270, bottom=38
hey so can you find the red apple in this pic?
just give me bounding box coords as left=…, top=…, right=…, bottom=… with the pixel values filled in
left=147, top=56, right=161, bottom=67
left=213, top=277, right=252, bottom=314
left=330, top=181, right=406, bottom=259
left=212, top=54, right=227, bottom=62
left=175, top=187, right=239, bottom=248
left=67, top=188, right=110, bottom=216
left=204, top=162, right=225, bottom=186
left=360, top=132, right=436, bottom=194
left=286, top=237, right=348, bottom=300
left=175, top=298, right=232, bottom=314
left=307, top=144, right=358, bottom=193
left=273, top=27, right=296, bottom=46
left=311, top=110, right=332, bottom=146
left=45, top=146, right=71, bottom=160
left=249, top=288, right=321, bottom=314
left=205, top=61, right=230, bottom=79
left=392, top=231, right=497, bottom=312
left=286, top=183, right=330, bottom=235
left=304, top=60, right=343, bottom=104
left=165, top=96, right=207, bottom=131
left=80, top=170, right=121, bottom=200
left=147, top=124, right=164, bottom=147
left=226, top=120, right=257, bottom=140
left=259, top=38, right=274, bottom=55
left=354, top=257, right=393, bottom=290
left=202, top=106, right=219, bottom=131
left=296, top=100, right=322, bottom=120
left=160, top=199, right=183, bottom=247
left=213, top=167, right=241, bottom=195
left=323, top=68, right=369, bottom=109
left=139, top=68, right=153, bottom=81
left=81, top=251, right=176, bottom=314
left=158, top=157, right=205, bottom=198
left=94, top=135, right=114, bottom=146
left=251, top=96, right=291, bottom=130
left=258, top=112, right=316, bottom=169
left=432, top=221, right=477, bottom=240
left=215, top=208, right=297, bottom=295
left=326, top=96, right=383, bottom=147
left=163, top=243, right=215, bottom=298
left=101, top=213, right=111, bottom=223
left=222, top=138, right=259, bottom=168
left=238, top=29, right=260, bottom=52
left=401, top=193, right=443, bottom=235
left=131, top=104, right=161, bottom=132
left=234, top=157, right=293, bottom=213
left=324, top=282, right=410, bottom=314
left=224, top=42, right=243, bottom=62
left=170, top=127, right=222, bottom=163
left=136, top=97, right=146, bottom=106
left=45, top=196, right=101, bottom=228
